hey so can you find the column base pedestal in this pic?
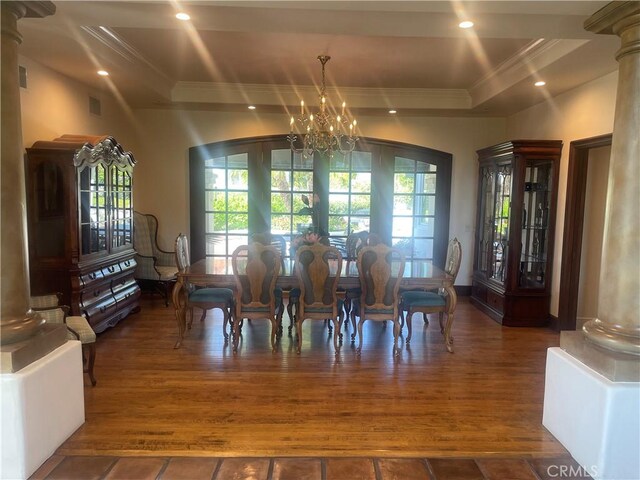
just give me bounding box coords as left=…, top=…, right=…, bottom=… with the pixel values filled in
left=543, top=347, right=640, bottom=480
left=0, top=341, right=85, bottom=480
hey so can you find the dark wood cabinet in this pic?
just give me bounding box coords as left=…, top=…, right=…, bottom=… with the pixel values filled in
left=471, top=140, right=562, bottom=327
left=25, top=135, right=140, bottom=333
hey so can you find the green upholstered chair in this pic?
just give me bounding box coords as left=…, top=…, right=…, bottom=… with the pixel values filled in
left=174, top=234, right=235, bottom=342
left=133, top=211, right=178, bottom=306
left=293, top=243, right=344, bottom=354
left=231, top=242, right=283, bottom=353
left=399, top=237, right=462, bottom=344
left=354, top=243, right=405, bottom=356
left=31, top=294, right=97, bottom=386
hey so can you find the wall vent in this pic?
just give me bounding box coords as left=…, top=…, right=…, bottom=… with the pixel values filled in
left=89, top=96, right=101, bottom=116
left=19, top=65, right=27, bottom=88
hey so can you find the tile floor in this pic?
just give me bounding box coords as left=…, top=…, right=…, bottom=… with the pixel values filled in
left=30, top=455, right=594, bottom=479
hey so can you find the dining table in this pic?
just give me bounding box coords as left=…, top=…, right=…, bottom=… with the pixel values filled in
left=172, top=257, right=457, bottom=352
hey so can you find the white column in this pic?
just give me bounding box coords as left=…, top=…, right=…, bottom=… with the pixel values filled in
left=583, top=2, right=640, bottom=356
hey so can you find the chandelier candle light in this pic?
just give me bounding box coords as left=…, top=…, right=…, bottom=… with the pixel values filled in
left=288, top=55, right=358, bottom=158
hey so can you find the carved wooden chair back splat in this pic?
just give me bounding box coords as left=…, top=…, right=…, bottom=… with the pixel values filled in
left=231, top=243, right=283, bottom=352
left=293, top=243, right=344, bottom=353
left=355, top=243, right=405, bottom=356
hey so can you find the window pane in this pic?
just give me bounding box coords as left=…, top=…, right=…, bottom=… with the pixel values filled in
left=328, top=215, right=348, bottom=235
left=351, top=172, right=371, bottom=193
left=413, top=217, right=435, bottom=237
left=392, top=216, right=412, bottom=237
left=330, top=154, right=349, bottom=171
left=293, top=171, right=313, bottom=191
left=271, top=215, right=291, bottom=234
left=329, top=172, right=350, bottom=192
left=227, top=192, right=248, bottom=212
left=414, top=195, right=435, bottom=216
left=271, top=193, right=291, bottom=213
left=350, top=194, right=370, bottom=215
left=416, top=173, right=437, bottom=194
left=293, top=152, right=313, bottom=170
left=392, top=237, right=413, bottom=256
left=329, top=193, right=349, bottom=214
left=228, top=169, right=248, bottom=189
left=394, top=173, right=414, bottom=193
left=271, top=149, right=291, bottom=169
left=207, top=213, right=227, bottom=232
left=416, top=161, right=436, bottom=173
left=352, top=152, right=371, bottom=171
left=271, top=171, right=291, bottom=191
left=228, top=153, right=248, bottom=169
left=206, top=156, right=225, bottom=168
left=393, top=195, right=413, bottom=215
left=206, top=168, right=225, bottom=189
left=206, top=191, right=226, bottom=211
left=228, top=214, right=248, bottom=233
left=395, top=157, right=414, bottom=172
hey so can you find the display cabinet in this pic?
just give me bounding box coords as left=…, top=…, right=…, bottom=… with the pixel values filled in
left=471, top=140, right=562, bottom=326
left=25, top=135, right=140, bottom=333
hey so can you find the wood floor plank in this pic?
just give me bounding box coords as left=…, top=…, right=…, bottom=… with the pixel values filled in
left=56, top=297, right=568, bottom=458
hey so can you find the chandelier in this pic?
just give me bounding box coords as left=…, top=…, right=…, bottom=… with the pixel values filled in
left=288, top=55, right=358, bottom=159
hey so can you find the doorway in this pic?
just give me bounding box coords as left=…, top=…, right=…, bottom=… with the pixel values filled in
left=557, top=134, right=612, bottom=331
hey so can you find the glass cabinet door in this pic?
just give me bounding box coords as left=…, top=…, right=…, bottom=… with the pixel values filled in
left=490, top=163, right=512, bottom=285
left=110, top=166, right=134, bottom=250
left=476, top=165, right=495, bottom=277
left=79, top=164, right=108, bottom=256
left=519, top=159, right=553, bottom=288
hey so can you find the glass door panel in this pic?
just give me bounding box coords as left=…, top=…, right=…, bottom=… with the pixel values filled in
left=519, top=159, right=553, bottom=288
left=489, top=163, right=512, bottom=284
left=79, top=164, right=108, bottom=256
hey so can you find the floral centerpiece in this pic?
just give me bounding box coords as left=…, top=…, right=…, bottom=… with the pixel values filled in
left=291, top=194, right=324, bottom=256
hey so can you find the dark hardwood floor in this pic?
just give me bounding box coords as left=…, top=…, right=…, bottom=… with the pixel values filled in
left=32, top=294, right=591, bottom=479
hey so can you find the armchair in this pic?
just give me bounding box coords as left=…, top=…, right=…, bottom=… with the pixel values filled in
left=133, top=211, right=178, bottom=306
left=31, top=294, right=97, bottom=386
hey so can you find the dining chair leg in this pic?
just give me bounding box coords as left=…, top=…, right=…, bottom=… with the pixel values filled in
left=295, top=317, right=303, bottom=354
left=443, top=312, right=455, bottom=353
left=393, top=319, right=401, bottom=356
left=406, top=309, right=414, bottom=344
left=270, top=317, right=279, bottom=352
left=232, top=314, right=241, bottom=354
left=84, top=343, right=97, bottom=386
left=333, top=311, right=344, bottom=352
left=287, top=300, right=295, bottom=335
left=356, top=318, right=365, bottom=355
left=222, top=308, right=230, bottom=342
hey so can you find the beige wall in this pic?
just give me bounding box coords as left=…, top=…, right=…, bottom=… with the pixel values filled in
left=18, top=55, right=137, bottom=152
left=507, top=71, right=618, bottom=316
left=131, top=108, right=506, bottom=285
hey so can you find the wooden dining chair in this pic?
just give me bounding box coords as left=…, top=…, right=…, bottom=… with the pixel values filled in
left=399, top=238, right=462, bottom=346
left=293, top=243, right=344, bottom=354
left=355, top=243, right=405, bottom=356
left=231, top=243, right=283, bottom=352
left=174, top=234, right=235, bottom=342
left=343, top=232, right=383, bottom=339
left=249, top=233, right=298, bottom=335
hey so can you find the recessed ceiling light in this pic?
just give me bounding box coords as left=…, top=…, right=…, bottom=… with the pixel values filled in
left=97, top=70, right=109, bottom=76
left=459, top=21, right=474, bottom=29
left=175, top=12, right=190, bottom=21
left=389, top=110, right=397, bottom=114
left=248, top=105, right=256, bottom=110
left=535, top=81, right=546, bottom=87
